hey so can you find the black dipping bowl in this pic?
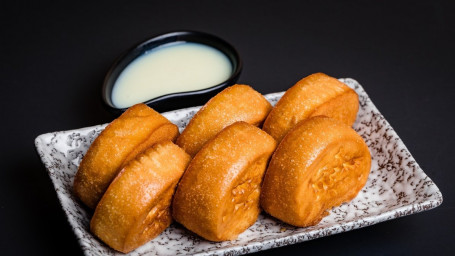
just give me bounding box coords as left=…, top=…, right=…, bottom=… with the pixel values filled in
left=102, top=31, right=242, bottom=113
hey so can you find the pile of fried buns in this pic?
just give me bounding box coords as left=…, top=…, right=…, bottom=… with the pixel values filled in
left=73, top=73, right=371, bottom=253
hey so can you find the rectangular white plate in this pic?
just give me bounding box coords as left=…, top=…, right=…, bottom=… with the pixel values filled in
left=35, top=78, right=442, bottom=255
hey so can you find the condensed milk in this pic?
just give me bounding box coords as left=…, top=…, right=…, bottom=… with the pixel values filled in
left=111, top=42, right=233, bottom=109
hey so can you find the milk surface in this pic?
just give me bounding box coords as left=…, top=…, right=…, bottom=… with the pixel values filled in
left=112, top=42, right=232, bottom=108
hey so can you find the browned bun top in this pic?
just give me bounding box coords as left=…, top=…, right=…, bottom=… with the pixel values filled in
left=173, top=121, right=277, bottom=241
left=90, top=141, right=191, bottom=253
left=263, top=73, right=359, bottom=142
left=261, top=116, right=371, bottom=227
left=74, top=103, right=179, bottom=209
left=176, top=84, right=272, bottom=157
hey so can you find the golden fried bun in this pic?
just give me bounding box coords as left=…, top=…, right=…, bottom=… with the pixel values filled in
left=261, top=116, right=371, bottom=227
left=74, top=103, right=179, bottom=209
left=172, top=121, right=277, bottom=241
left=90, top=141, right=191, bottom=253
left=176, top=84, right=272, bottom=157
left=263, top=73, right=359, bottom=142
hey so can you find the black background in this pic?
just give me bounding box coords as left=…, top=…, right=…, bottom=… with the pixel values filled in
left=1, top=0, right=454, bottom=255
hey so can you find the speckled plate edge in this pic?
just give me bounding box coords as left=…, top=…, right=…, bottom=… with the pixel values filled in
left=35, top=78, right=443, bottom=256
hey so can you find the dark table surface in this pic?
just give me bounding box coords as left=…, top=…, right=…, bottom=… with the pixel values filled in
left=1, top=0, right=454, bottom=255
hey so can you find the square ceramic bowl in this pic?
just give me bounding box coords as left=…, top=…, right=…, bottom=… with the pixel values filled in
left=35, top=78, right=442, bottom=255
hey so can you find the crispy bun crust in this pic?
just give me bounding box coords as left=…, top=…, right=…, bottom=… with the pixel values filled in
left=263, top=73, right=359, bottom=142
left=261, top=116, right=371, bottom=227
left=173, top=122, right=277, bottom=241
left=74, top=104, right=179, bottom=209
left=90, top=141, right=191, bottom=253
left=176, top=84, right=272, bottom=157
